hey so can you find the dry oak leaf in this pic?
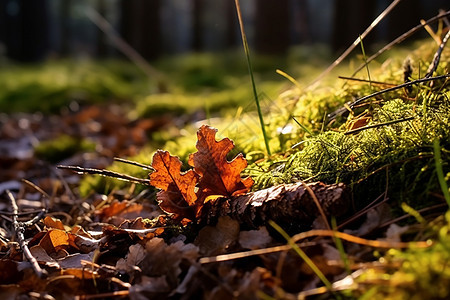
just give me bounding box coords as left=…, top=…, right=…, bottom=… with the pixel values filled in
left=189, top=125, right=253, bottom=200
left=150, top=150, right=200, bottom=219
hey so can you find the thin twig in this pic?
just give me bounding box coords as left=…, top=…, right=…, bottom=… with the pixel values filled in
left=338, top=76, right=397, bottom=88
left=299, top=180, right=331, bottom=231
left=328, top=74, right=450, bottom=119
left=21, top=179, right=49, bottom=210
left=425, top=29, right=450, bottom=78
left=337, top=192, right=388, bottom=230
left=57, top=165, right=150, bottom=185
left=199, top=228, right=430, bottom=264
left=378, top=202, right=448, bottom=229
left=0, top=209, right=48, bottom=217
left=308, top=0, right=403, bottom=89
left=6, top=190, right=48, bottom=278
left=351, top=10, right=450, bottom=77
left=344, top=116, right=415, bottom=135
left=114, top=157, right=154, bottom=171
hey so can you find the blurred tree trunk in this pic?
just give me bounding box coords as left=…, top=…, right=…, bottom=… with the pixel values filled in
left=254, top=0, right=290, bottom=55
left=192, top=0, right=203, bottom=51
left=120, top=0, right=161, bottom=60
left=332, top=0, right=377, bottom=52
left=96, top=0, right=108, bottom=57
left=1, top=0, right=50, bottom=61
left=60, top=0, right=71, bottom=55
left=384, top=0, right=421, bottom=41
left=225, top=0, right=237, bottom=48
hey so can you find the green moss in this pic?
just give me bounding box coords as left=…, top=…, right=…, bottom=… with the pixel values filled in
left=238, top=40, right=450, bottom=209
left=0, top=59, right=154, bottom=113
left=34, top=134, right=95, bottom=163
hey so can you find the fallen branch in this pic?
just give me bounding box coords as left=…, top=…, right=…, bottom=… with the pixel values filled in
left=203, top=181, right=350, bottom=230
left=6, top=190, right=48, bottom=278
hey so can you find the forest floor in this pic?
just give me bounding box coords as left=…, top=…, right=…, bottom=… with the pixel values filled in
left=1, top=34, right=450, bottom=299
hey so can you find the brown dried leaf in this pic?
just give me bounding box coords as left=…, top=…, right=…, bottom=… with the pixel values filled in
left=189, top=125, right=253, bottom=200
left=29, top=245, right=56, bottom=264
left=57, top=252, right=96, bottom=269
left=194, top=216, right=240, bottom=256
left=95, top=200, right=157, bottom=226
left=116, top=243, right=146, bottom=277
left=149, top=150, right=200, bottom=219
left=239, top=227, right=273, bottom=249
left=43, top=216, right=65, bottom=230
left=141, top=238, right=198, bottom=281
left=0, top=259, right=21, bottom=284
left=38, top=229, right=70, bottom=256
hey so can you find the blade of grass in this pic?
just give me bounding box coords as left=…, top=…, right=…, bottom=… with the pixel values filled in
left=331, top=218, right=351, bottom=274
left=359, top=35, right=372, bottom=91
left=269, top=220, right=332, bottom=290
left=433, top=139, right=450, bottom=207
left=276, top=69, right=302, bottom=90
left=292, top=116, right=314, bottom=136
left=234, top=0, right=271, bottom=155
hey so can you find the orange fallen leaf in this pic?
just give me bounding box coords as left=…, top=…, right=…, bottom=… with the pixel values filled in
left=43, top=216, right=65, bottom=230
left=194, top=216, right=240, bottom=256
left=38, top=229, right=70, bottom=255
left=149, top=150, right=200, bottom=220
left=189, top=125, right=253, bottom=199
left=149, top=126, right=253, bottom=222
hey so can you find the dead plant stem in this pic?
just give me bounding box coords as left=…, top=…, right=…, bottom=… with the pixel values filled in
left=6, top=190, right=48, bottom=278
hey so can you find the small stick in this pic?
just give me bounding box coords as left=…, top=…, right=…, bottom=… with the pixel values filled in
left=338, top=76, right=397, bottom=88
left=57, top=165, right=150, bottom=185
left=308, top=0, right=403, bottom=89
left=299, top=180, right=331, bottom=231
left=328, top=74, right=450, bottom=119
left=351, top=10, right=450, bottom=77
left=425, top=29, right=450, bottom=78
left=21, top=179, right=49, bottom=210
left=199, top=229, right=430, bottom=264
left=6, top=190, right=48, bottom=278
left=420, top=19, right=442, bottom=45
left=344, top=116, right=415, bottom=135
left=113, top=157, right=154, bottom=171
left=0, top=208, right=47, bottom=217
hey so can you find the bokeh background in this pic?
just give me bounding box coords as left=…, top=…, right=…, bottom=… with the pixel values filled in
left=1, top=0, right=448, bottom=62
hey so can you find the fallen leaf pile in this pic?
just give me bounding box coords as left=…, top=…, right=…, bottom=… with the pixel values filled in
left=0, top=104, right=170, bottom=194
left=0, top=122, right=435, bottom=299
